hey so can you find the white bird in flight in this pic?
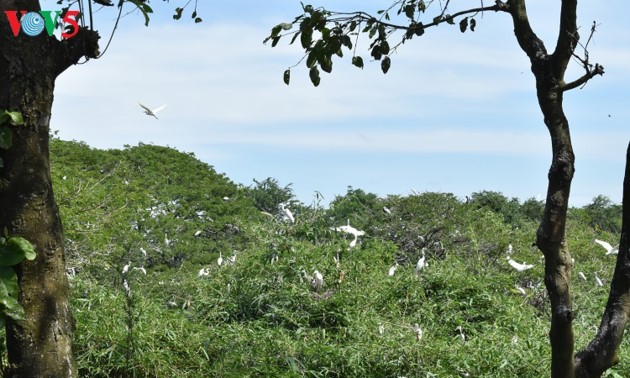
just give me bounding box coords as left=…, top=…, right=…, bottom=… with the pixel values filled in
left=333, top=220, right=365, bottom=248
left=594, top=239, right=619, bottom=255
left=139, top=102, right=167, bottom=119
left=506, top=257, right=534, bottom=272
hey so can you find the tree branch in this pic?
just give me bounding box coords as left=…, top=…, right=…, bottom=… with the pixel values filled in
left=552, top=0, right=578, bottom=78
left=53, top=27, right=101, bottom=77
left=561, top=63, right=604, bottom=92
left=506, top=0, right=548, bottom=62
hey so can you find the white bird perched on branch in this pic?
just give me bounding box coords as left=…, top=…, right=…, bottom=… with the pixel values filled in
left=506, top=257, right=534, bottom=272
left=388, top=263, right=398, bottom=276
left=217, top=252, right=223, bottom=267
left=383, top=206, right=392, bottom=215
left=198, top=267, right=210, bottom=277
left=311, top=270, right=324, bottom=292
left=139, top=102, right=166, bottom=119
left=280, top=203, right=295, bottom=223
left=412, top=324, right=423, bottom=341
left=578, top=271, right=587, bottom=281
left=333, top=220, right=365, bottom=248
left=594, top=239, right=619, bottom=255
left=595, top=273, right=604, bottom=287
left=122, top=261, right=130, bottom=274
left=415, top=249, right=427, bottom=276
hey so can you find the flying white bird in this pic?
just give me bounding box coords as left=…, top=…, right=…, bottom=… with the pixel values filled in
left=506, top=257, right=534, bottom=272
left=198, top=267, right=210, bottom=277
left=578, top=271, right=587, bottom=281
left=311, top=270, right=324, bottom=292
left=333, top=220, right=365, bottom=248
left=139, top=102, right=166, bottom=119
left=280, top=203, right=295, bottom=223
left=415, top=250, right=427, bottom=275
left=594, top=239, right=619, bottom=255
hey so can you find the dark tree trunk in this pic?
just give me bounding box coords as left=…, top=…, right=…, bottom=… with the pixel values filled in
left=0, top=1, right=99, bottom=376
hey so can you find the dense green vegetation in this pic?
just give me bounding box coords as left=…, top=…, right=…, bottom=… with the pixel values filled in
left=2, top=139, right=625, bottom=377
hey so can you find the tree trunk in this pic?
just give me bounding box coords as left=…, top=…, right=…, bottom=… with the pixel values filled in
left=0, top=2, right=99, bottom=376
left=574, top=143, right=630, bottom=378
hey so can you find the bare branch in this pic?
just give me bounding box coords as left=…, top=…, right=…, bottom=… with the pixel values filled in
left=561, top=63, right=604, bottom=92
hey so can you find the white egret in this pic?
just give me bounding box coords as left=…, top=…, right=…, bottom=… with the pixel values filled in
left=594, top=239, right=619, bottom=255
left=413, top=324, right=423, bottom=341
left=139, top=102, right=166, bottom=119
left=122, top=261, right=130, bottom=274
left=506, top=257, right=534, bottom=272
left=378, top=324, right=385, bottom=335
left=514, top=285, right=526, bottom=296
left=198, top=267, right=210, bottom=277
left=383, top=206, right=392, bottom=215
left=388, top=263, right=398, bottom=276
left=595, top=273, right=604, bottom=287
left=578, top=271, right=587, bottom=281
left=132, top=266, right=147, bottom=275
left=507, top=244, right=513, bottom=254
left=415, top=250, right=427, bottom=275
left=227, top=253, right=237, bottom=265
left=311, top=270, right=324, bottom=292
left=164, top=233, right=171, bottom=247
left=194, top=230, right=202, bottom=237
left=280, top=203, right=295, bottom=223
left=217, top=252, right=223, bottom=267
left=455, top=326, right=466, bottom=343
left=334, top=220, right=365, bottom=248
left=140, top=247, right=147, bottom=257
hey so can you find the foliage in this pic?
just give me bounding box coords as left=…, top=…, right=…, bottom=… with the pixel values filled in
left=23, top=139, right=625, bottom=376
left=0, top=110, right=24, bottom=168
left=0, top=235, right=36, bottom=324
left=244, top=177, right=296, bottom=214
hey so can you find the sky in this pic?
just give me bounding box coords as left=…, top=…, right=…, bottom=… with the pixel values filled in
left=40, top=1, right=629, bottom=207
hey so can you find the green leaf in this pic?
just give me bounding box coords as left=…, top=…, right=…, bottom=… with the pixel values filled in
left=0, top=127, right=12, bottom=150
left=127, top=0, right=153, bottom=26
left=281, top=22, right=293, bottom=31
left=271, top=25, right=283, bottom=38
left=2, top=111, right=23, bottom=126
left=459, top=17, right=468, bottom=33
left=0, top=237, right=36, bottom=266
left=351, top=56, right=364, bottom=69
left=370, top=45, right=382, bottom=60
left=0, top=266, right=18, bottom=298
left=300, top=28, right=312, bottom=49
left=309, top=67, right=321, bottom=87
left=1, top=295, right=25, bottom=321
left=320, top=56, right=333, bottom=73
left=173, top=7, right=183, bottom=20
left=271, top=36, right=281, bottom=47
left=194, top=17, right=203, bottom=24
left=283, top=69, right=291, bottom=85
left=10, top=237, right=35, bottom=261
left=380, top=40, right=390, bottom=55
left=470, top=18, right=476, bottom=32
left=381, top=56, right=391, bottom=74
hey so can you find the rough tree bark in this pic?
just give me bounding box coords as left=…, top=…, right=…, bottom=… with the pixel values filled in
left=0, top=1, right=99, bottom=376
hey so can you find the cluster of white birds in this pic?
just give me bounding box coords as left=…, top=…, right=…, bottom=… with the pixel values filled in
left=333, top=220, right=365, bottom=248
left=198, top=251, right=238, bottom=277
left=387, top=249, right=427, bottom=277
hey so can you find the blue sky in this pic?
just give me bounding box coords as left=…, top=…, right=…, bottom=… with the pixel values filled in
left=43, top=1, right=629, bottom=206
